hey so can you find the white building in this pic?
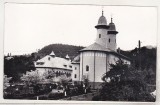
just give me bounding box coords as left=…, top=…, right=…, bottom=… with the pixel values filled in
left=72, top=11, right=131, bottom=89
left=34, top=51, right=75, bottom=81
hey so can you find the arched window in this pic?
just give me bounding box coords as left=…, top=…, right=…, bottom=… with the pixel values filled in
left=86, top=65, right=89, bottom=71
left=109, top=38, right=110, bottom=43
left=74, top=74, right=77, bottom=78
left=99, top=34, right=101, bottom=38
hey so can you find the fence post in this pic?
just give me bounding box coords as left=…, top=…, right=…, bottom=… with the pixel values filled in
left=37, top=96, right=39, bottom=100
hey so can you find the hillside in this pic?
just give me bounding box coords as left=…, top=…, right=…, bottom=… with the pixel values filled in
left=36, top=44, right=84, bottom=60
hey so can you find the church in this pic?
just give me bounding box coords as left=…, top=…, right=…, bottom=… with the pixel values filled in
left=72, top=11, right=131, bottom=88
left=34, top=11, right=131, bottom=89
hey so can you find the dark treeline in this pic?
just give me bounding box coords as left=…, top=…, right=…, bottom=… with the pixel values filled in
left=37, top=44, right=84, bottom=60
left=4, top=55, right=35, bottom=82
left=120, top=46, right=156, bottom=85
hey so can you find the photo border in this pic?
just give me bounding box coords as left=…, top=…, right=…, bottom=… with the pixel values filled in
left=0, top=0, right=159, bottom=105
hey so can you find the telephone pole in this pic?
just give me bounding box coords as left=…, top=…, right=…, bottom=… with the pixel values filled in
left=138, top=40, right=141, bottom=70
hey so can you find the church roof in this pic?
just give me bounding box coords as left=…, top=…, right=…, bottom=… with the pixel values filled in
left=108, top=18, right=117, bottom=31
left=109, top=22, right=116, bottom=30
left=80, top=43, right=112, bottom=52
left=80, top=43, right=131, bottom=61
left=98, top=15, right=107, bottom=25
left=95, top=11, right=110, bottom=29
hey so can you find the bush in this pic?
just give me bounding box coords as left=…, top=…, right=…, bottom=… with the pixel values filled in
left=92, top=95, right=101, bottom=101
left=39, top=95, right=48, bottom=100
left=48, top=93, right=64, bottom=100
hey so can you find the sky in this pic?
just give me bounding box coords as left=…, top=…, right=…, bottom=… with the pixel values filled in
left=4, top=3, right=157, bottom=55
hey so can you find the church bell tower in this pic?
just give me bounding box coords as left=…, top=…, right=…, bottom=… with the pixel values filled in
left=95, top=10, right=118, bottom=51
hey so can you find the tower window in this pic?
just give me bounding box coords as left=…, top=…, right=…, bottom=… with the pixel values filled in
left=75, top=74, right=77, bottom=78
left=109, top=38, right=111, bottom=43
left=69, top=65, right=72, bottom=68
left=86, top=65, right=89, bottom=71
left=99, top=34, right=101, bottom=38
left=48, top=57, right=50, bottom=60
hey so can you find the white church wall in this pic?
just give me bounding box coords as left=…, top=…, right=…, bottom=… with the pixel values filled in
left=95, top=52, right=107, bottom=82
left=80, top=51, right=109, bottom=83
left=72, top=63, right=80, bottom=81
left=80, top=52, right=95, bottom=82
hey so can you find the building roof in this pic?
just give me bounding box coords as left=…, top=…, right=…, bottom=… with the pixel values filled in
left=35, top=55, right=73, bottom=70
left=98, top=15, right=107, bottom=25
left=80, top=43, right=131, bottom=61
left=72, top=55, right=80, bottom=63
left=109, top=22, right=116, bottom=31
left=80, top=43, right=112, bottom=52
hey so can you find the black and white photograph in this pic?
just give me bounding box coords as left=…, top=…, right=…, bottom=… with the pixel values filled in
left=3, top=3, right=157, bottom=102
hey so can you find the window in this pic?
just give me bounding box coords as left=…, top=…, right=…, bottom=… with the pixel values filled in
left=99, top=34, right=101, bottom=38
left=86, top=65, right=89, bottom=71
left=36, top=62, right=44, bottom=65
left=69, top=65, right=72, bottom=68
left=75, top=67, right=77, bottom=70
left=109, top=38, right=110, bottom=43
left=63, top=65, right=67, bottom=67
left=74, top=74, right=77, bottom=78
left=48, top=57, right=50, bottom=60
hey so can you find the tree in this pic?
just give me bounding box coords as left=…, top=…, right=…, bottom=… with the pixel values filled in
left=102, top=59, right=130, bottom=82
left=93, top=59, right=155, bottom=101
left=4, top=55, right=35, bottom=82
left=42, top=70, right=56, bottom=84
left=4, top=75, right=12, bottom=97
left=4, top=75, right=12, bottom=90
left=57, top=74, right=71, bottom=87
left=21, top=70, right=42, bottom=86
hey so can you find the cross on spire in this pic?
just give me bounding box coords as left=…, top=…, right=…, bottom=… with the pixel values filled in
left=102, top=6, right=104, bottom=16
left=111, top=14, right=113, bottom=23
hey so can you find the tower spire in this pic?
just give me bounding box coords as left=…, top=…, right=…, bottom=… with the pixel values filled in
left=111, top=17, right=113, bottom=23
left=111, top=14, right=113, bottom=23
left=102, top=6, right=104, bottom=16
left=102, top=10, right=104, bottom=16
